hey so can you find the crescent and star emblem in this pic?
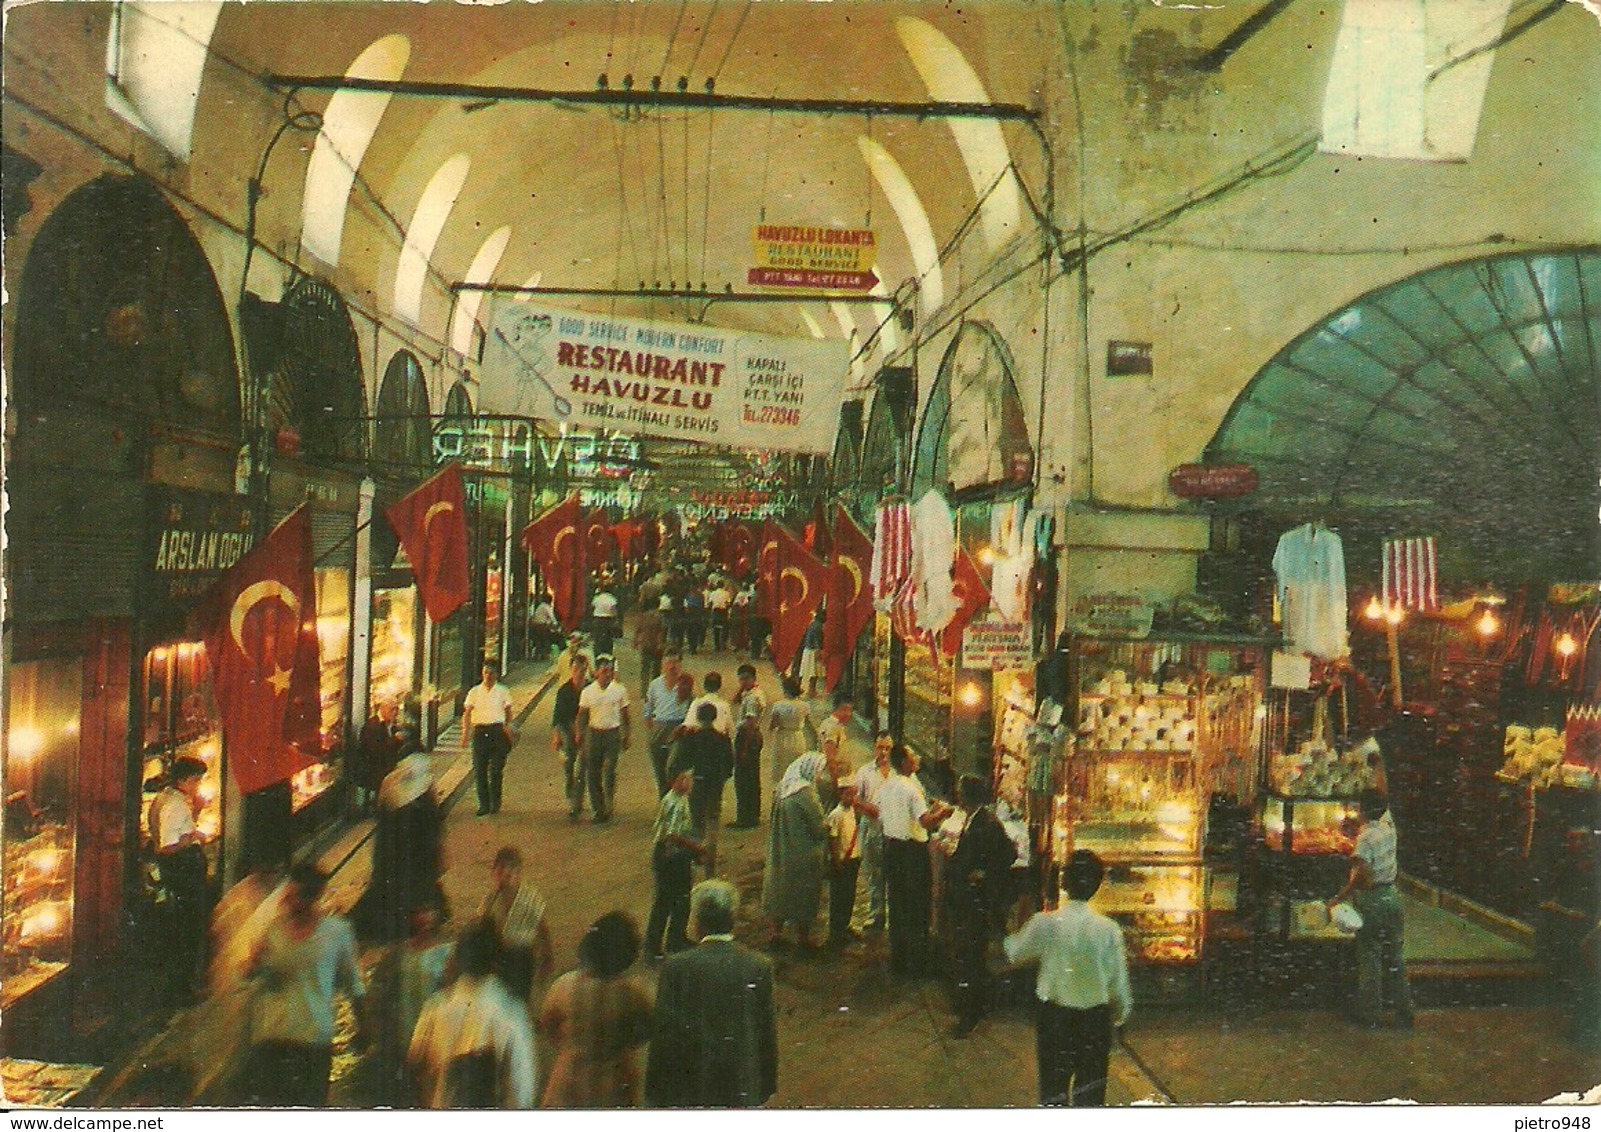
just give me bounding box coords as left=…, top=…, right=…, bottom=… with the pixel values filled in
left=758, top=540, right=779, bottom=583
left=229, top=580, right=301, bottom=696
left=422, top=500, right=455, bottom=532
left=779, top=566, right=809, bottom=613
left=551, top=525, right=576, bottom=562
left=840, top=555, right=863, bottom=605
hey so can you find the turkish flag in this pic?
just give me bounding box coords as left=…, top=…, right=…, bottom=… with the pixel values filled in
left=755, top=521, right=782, bottom=618
left=823, top=506, right=875, bottom=691
left=385, top=462, right=470, bottom=623
left=523, top=494, right=585, bottom=631
left=200, top=507, right=321, bottom=796
left=771, top=523, right=828, bottom=675
left=727, top=521, right=756, bottom=577
left=613, top=521, right=635, bottom=563
left=585, top=509, right=614, bottom=568
left=939, top=546, right=993, bottom=658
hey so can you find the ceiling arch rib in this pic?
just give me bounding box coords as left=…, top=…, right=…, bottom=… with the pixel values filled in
left=894, top=17, right=1021, bottom=253
left=301, top=34, right=410, bottom=268
left=394, top=153, right=470, bottom=328
left=451, top=225, right=513, bottom=357
left=858, top=136, right=943, bottom=316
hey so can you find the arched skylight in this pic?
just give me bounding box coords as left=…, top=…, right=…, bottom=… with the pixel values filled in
left=105, top=1, right=222, bottom=160
left=512, top=270, right=544, bottom=303
left=871, top=280, right=900, bottom=356
left=858, top=137, right=944, bottom=315
left=451, top=226, right=512, bottom=357
left=798, top=309, right=828, bottom=340
left=301, top=34, right=410, bottom=267
left=395, top=153, right=471, bottom=327
left=895, top=18, right=1021, bottom=252
left=831, top=301, right=865, bottom=383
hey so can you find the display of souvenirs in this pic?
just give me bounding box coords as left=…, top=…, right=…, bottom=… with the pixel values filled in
left=1497, top=724, right=1572, bottom=789
left=1268, top=738, right=1380, bottom=797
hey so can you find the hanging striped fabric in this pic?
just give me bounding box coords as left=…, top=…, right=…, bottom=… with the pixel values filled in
left=871, top=500, right=912, bottom=604
left=891, top=576, right=928, bottom=646
left=1382, top=536, right=1438, bottom=612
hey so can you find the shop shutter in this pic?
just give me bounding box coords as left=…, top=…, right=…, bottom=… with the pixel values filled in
left=6, top=468, right=141, bottom=622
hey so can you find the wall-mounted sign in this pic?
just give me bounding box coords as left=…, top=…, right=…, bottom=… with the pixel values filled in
left=748, top=225, right=877, bottom=292
left=1107, top=340, right=1153, bottom=377
left=483, top=302, right=849, bottom=454
left=1167, top=462, right=1259, bottom=499
left=143, top=488, right=254, bottom=612
left=1069, top=593, right=1156, bottom=638
left=434, top=418, right=536, bottom=474
left=960, top=617, right=1033, bottom=670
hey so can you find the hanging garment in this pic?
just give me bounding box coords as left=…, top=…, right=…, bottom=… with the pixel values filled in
left=990, top=504, right=1033, bottom=624
left=870, top=500, right=913, bottom=608
left=1272, top=523, right=1349, bottom=660
left=911, top=489, right=958, bottom=634
left=1382, top=536, right=1438, bottom=612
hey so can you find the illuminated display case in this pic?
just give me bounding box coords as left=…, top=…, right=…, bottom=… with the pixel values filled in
left=369, top=586, right=418, bottom=715
left=1054, top=634, right=1269, bottom=985
left=3, top=659, right=81, bottom=1007
left=294, top=567, right=351, bottom=812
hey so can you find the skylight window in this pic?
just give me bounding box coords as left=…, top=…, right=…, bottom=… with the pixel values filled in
left=451, top=226, right=512, bottom=357
left=105, top=1, right=222, bottom=160
left=395, top=154, right=471, bottom=327
left=301, top=34, right=411, bottom=267
left=858, top=137, right=944, bottom=316
left=895, top=18, right=1021, bottom=251
left=1321, top=0, right=1513, bottom=161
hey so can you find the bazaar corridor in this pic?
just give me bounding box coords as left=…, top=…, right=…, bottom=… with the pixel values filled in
left=92, top=629, right=1597, bottom=1109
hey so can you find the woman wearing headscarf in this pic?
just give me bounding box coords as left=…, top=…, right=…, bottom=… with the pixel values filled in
left=354, top=747, right=447, bottom=942
left=537, top=912, right=655, bottom=1108
left=762, top=753, right=830, bottom=949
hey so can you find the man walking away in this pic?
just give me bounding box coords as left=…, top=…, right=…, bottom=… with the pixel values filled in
left=1005, top=849, right=1132, bottom=1107
left=730, top=663, right=767, bottom=828
left=552, top=654, right=590, bottom=819
left=947, top=775, right=1017, bottom=1037
left=674, top=702, right=734, bottom=878
left=1329, top=788, right=1415, bottom=1030
left=645, top=880, right=777, bottom=1108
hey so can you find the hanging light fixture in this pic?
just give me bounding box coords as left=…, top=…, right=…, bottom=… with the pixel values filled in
left=1476, top=607, right=1502, bottom=637
left=1555, top=632, right=1579, bottom=658
left=1363, top=595, right=1385, bottom=621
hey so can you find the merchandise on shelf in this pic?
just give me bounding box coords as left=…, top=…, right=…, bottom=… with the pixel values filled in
left=1262, top=794, right=1358, bottom=854
left=1496, top=724, right=1579, bottom=789
left=1269, top=738, right=1380, bottom=797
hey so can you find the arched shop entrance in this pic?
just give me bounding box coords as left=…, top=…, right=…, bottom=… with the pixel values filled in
left=1205, top=249, right=1601, bottom=940
left=900, top=321, right=1037, bottom=790
left=241, top=275, right=369, bottom=854
left=367, top=351, right=434, bottom=733
left=6, top=174, right=241, bottom=1034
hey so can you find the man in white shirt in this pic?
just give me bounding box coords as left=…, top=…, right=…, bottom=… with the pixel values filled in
left=409, top=921, right=537, bottom=1108
left=876, top=745, right=952, bottom=978
left=705, top=580, right=734, bottom=650
left=590, top=587, right=621, bottom=656
left=1005, top=849, right=1132, bottom=1107
left=150, top=755, right=211, bottom=999
left=462, top=663, right=515, bottom=816
left=578, top=655, right=631, bottom=823
left=686, top=671, right=733, bottom=738
left=816, top=690, right=856, bottom=779
left=850, top=734, right=897, bottom=931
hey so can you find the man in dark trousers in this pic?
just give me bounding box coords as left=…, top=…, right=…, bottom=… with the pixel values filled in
left=876, top=745, right=953, bottom=978
left=1005, top=849, right=1132, bottom=1106
left=646, top=879, right=777, bottom=1108
left=551, top=653, right=590, bottom=819
left=947, top=774, right=1017, bottom=1037
left=674, top=702, right=734, bottom=878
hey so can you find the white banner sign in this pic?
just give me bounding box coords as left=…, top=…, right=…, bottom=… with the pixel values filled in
left=482, top=301, right=850, bottom=454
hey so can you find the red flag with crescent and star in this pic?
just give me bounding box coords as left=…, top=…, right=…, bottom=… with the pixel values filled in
left=770, top=523, right=828, bottom=675
left=585, top=509, right=614, bottom=569
left=200, top=506, right=321, bottom=796
left=823, top=506, right=875, bottom=691
left=939, top=546, right=993, bottom=658
left=523, top=494, right=586, bottom=631
left=755, top=520, right=782, bottom=618
left=385, top=462, right=470, bottom=623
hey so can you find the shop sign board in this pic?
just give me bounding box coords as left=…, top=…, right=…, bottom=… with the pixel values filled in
left=1107, top=340, right=1153, bottom=377
left=1168, top=462, right=1259, bottom=499
left=143, top=488, right=255, bottom=612
left=748, top=225, right=877, bottom=291
left=960, top=617, right=1033, bottom=670
left=483, top=301, right=850, bottom=454
left=1069, top=593, right=1156, bottom=638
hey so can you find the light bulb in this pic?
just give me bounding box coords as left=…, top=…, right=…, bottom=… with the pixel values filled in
left=975, top=545, right=995, bottom=567
left=1476, top=609, right=1501, bottom=638
left=1363, top=595, right=1384, bottom=621
left=9, top=726, right=45, bottom=763
left=1384, top=604, right=1405, bottom=627
left=1556, top=633, right=1579, bottom=658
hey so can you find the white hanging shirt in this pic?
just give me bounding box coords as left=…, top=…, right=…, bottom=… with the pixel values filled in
left=911, top=489, right=958, bottom=634
left=1272, top=523, right=1349, bottom=660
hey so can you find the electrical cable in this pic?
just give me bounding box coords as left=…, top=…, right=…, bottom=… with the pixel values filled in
left=709, top=0, right=754, bottom=86
left=658, top=0, right=690, bottom=82
left=684, top=0, right=721, bottom=82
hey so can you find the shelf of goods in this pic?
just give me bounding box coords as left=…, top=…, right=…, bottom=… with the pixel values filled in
left=1259, top=790, right=1364, bottom=939
left=1053, top=634, right=1269, bottom=990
